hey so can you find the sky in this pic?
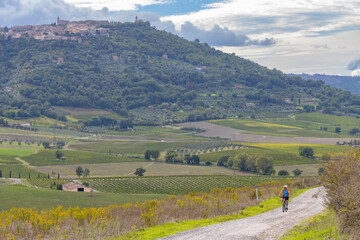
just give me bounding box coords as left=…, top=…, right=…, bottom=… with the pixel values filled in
left=1, top=0, right=360, bottom=76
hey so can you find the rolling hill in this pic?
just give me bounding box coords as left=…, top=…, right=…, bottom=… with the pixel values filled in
left=296, top=73, right=360, bottom=95
left=1, top=21, right=360, bottom=125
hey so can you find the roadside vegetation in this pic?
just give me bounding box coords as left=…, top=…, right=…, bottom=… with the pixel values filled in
left=280, top=211, right=348, bottom=240
left=322, top=149, right=360, bottom=238
left=0, top=178, right=318, bottom=240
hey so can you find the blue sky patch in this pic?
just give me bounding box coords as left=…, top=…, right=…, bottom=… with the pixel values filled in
left=137, top=0, right=222, bottom=16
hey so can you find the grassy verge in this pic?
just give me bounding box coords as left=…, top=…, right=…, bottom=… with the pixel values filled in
left=116, top=188, right=310, bottom=240
left=280, top=210, right=348, bottom=240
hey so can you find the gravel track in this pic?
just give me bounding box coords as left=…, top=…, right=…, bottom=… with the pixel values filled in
left=161, top=187, right=325, bottom=240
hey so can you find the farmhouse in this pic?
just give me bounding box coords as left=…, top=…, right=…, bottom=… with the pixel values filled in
left=62, top=182, right=92, bottom=192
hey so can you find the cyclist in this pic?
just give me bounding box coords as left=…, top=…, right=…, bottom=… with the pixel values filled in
left=279, top=185, right=290, bottom=210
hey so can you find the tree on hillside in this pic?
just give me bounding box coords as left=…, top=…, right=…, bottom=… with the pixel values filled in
left=144, top=150, right=160, bottom=161
left=217, top=155, right=230, bottom=167
left=56, top=141, right=65, bottom=149
left=245, top=156, right=257, bottom=173
left=235, top=153, right=249, bottom=171
left=42, top=141, right=50, bottom=149
left=299, top=146, right=314, bottom=158
left=75, top=166, right=84, bottom=177
left=144, top=150, right=151, bottom=160
left=55, top=150, right=64, bottom=161
left=348, top=128, right=360, bottom=136
left=134, top=167, right=146, bottom=176
left=165, top=150, right=178, bottom=163
left=151, top=150, right=160, bottom=161
left=293, top=169, right=303, bottom=176
left=335, top=127, right=341, bottom=134
left=84, top=168, right=90, bottom=177
left=256, top=157, right=275, bottom=175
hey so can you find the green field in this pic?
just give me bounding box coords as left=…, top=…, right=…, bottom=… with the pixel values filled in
left=56, top=106, right=127, bottom=122
left=0, top=147, right=37, bottom=164
left=0, top=164, right=46, bottom=178
left=210, top=113, right=360, bottom=137
left=22, top=149, right=142, bottom=166
left=209, top=119, right=337, bottom=137
left=0, top=185, right=168, bottom=210
left=199, top=147, right=318, bottom=166
left=244, top=143, right=352, bottom=157
left=70, top=141, right=189, bottom=155
left=270, top=113, right=360, bottom=137
left=82, top=175, right=289, bottom=195
left=34, top=162, right=253, bottom=178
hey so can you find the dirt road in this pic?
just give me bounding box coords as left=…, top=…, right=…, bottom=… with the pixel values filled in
left=179, top=122, right=352, bottom=144
left=162, top=187, right=325, bottom=240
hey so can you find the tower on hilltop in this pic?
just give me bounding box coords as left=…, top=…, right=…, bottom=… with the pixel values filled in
left=57, top=16, right=60, bottom=25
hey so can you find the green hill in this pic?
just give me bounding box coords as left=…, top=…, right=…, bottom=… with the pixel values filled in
left=1, top=21, right=360, bottom=125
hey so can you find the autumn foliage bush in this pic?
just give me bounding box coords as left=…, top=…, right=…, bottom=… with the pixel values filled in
left=0, top=178, right=318, bottom=240
left=322, top=150, right=360, bottom=238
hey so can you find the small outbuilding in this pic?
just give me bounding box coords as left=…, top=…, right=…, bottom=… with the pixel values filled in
left=62, top=182, right=91, bottom=192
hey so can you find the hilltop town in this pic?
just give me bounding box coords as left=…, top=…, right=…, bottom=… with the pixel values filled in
left=0, top=17, right=110, bottom=41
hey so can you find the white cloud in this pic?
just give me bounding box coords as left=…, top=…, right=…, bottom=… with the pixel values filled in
left=160, top=0, right=360, bottom=75
left=64, top=0, right=168, bottom=11
left=163, top=0, right=360, bottom=38
left=352, top=69, right=360, bottom=77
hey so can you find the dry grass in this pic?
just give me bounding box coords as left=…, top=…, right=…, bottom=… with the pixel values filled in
left=0, top=178, right=318, bottom=240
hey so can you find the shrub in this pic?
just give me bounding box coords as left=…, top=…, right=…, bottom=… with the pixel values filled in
left=217, top=155, right=229, bottom=166
left=278, top=170, right=289, bottom=176
left=135, top=167, right=146, bottom=176
left=293, top=169, right=303, bottom=176
left=299, top=146, right=314, bottom=158
left=322, top=150, right=360, bottom=238
left=348, top=128, right=360, bottom=136
left=205, top=161, right=212, bottom=166
left=335, top=127, right=341, bottom=134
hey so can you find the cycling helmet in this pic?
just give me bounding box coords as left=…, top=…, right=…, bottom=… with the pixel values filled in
left=284, top=185, right=288, bottom=188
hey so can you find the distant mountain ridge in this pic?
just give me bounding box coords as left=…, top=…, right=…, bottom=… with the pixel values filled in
left=294, top=74, right=360, bottom=95
left=2, top=21, right=360, bottom=124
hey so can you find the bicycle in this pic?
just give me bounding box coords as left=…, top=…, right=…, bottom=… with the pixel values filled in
left=282, top=197, right=288, bottom=212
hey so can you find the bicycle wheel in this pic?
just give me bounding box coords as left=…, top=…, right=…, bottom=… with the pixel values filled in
left=282, top=200, right=286, bottom=212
